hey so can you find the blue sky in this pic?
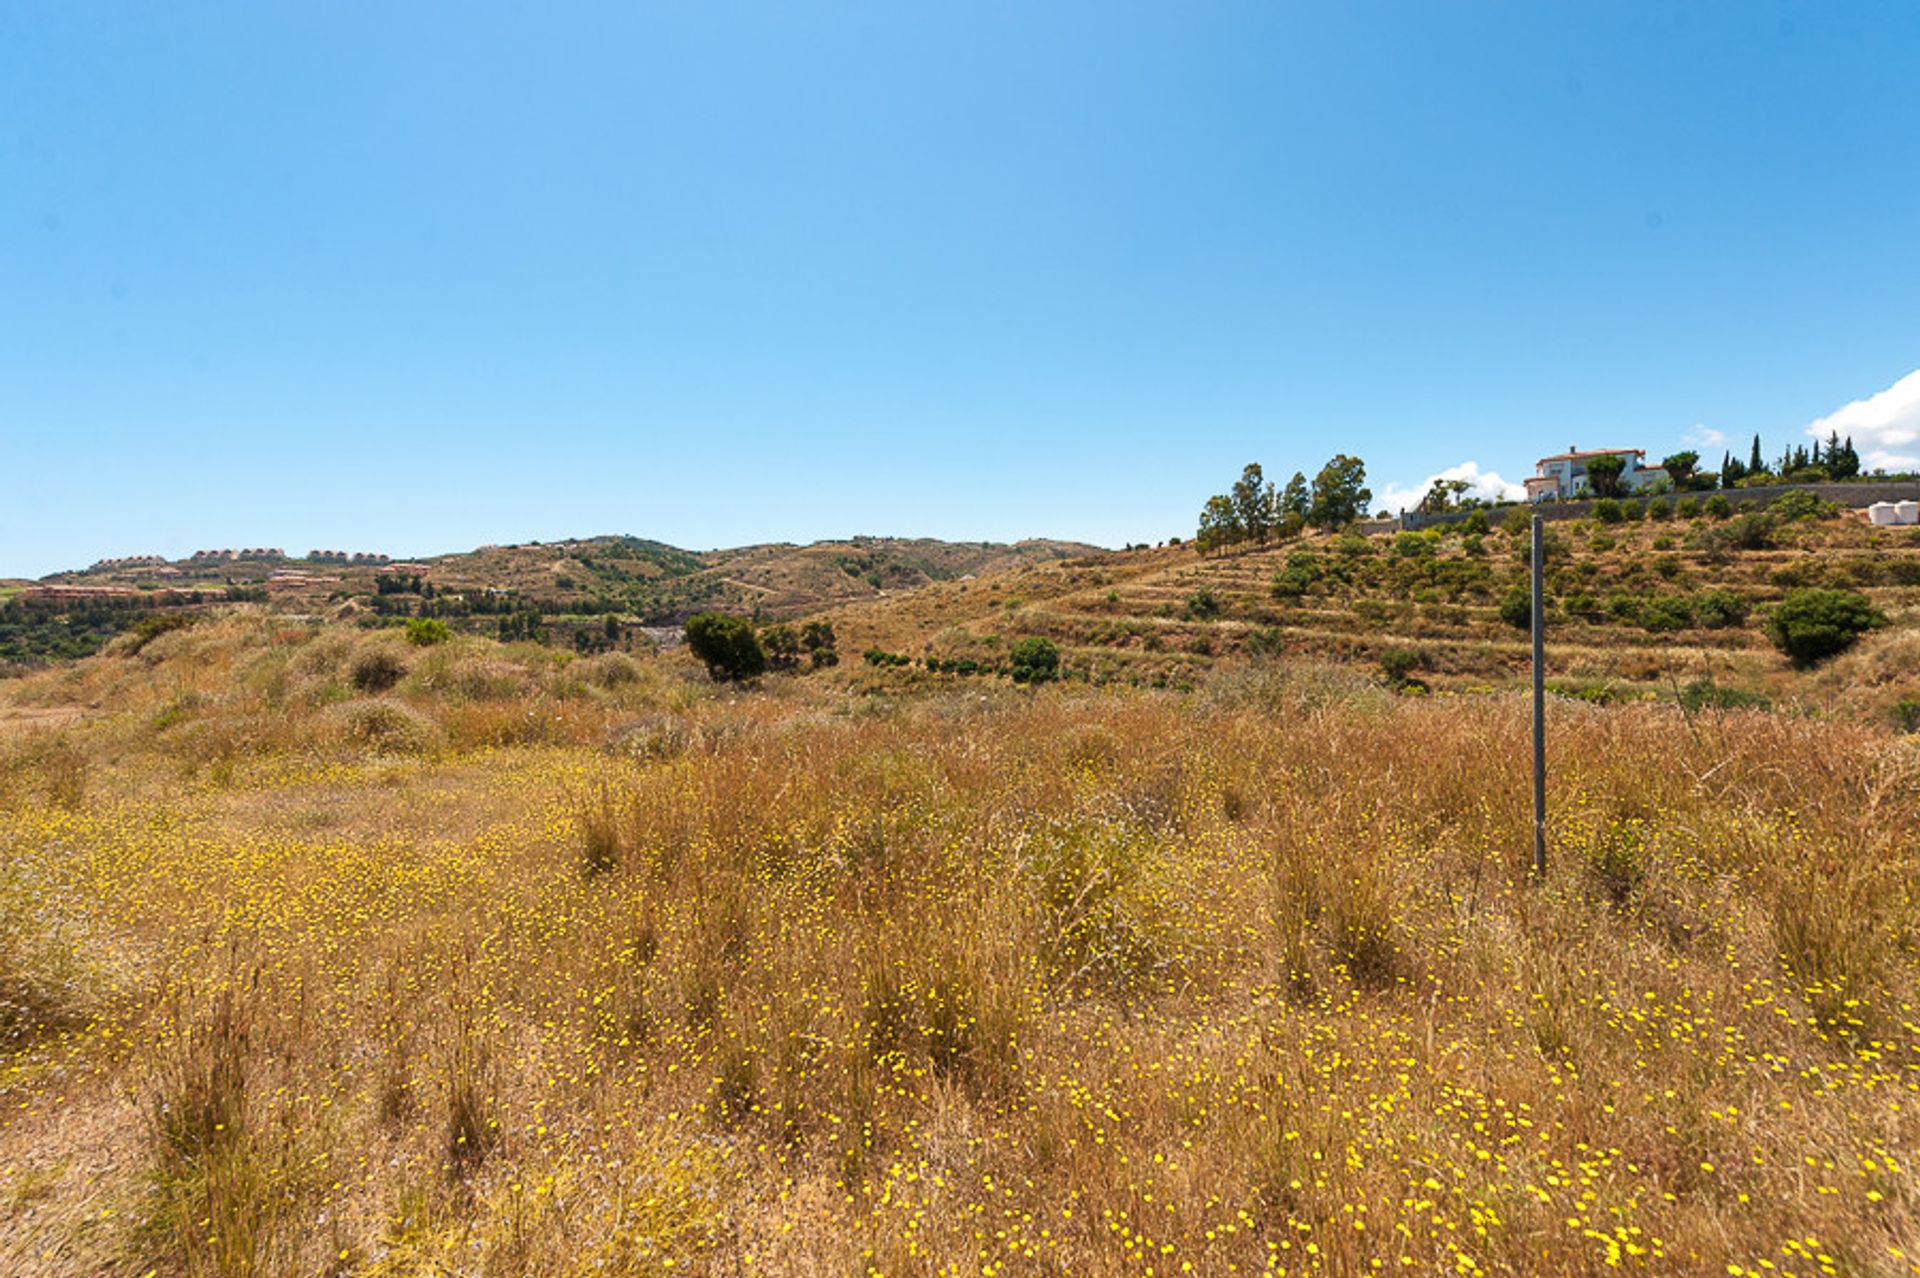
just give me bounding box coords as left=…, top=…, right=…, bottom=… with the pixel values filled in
left=5, top=2, right=1919, bottom=576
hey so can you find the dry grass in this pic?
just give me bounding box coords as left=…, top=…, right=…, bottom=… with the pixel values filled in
left=0, top=623, right=1918, bottom=1275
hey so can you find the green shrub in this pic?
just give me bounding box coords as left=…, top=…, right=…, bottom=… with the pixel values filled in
left=1334, top=534, right=1374, bottom=559
left=1693, top=589, right=1751, bottom=629
left=1646, top=497, right=1672, bottom=521
left=1703, top=494, right=1732, bottom=520
left=1459, top=509, right=1490, bottom=536
left=685, top=612, right=768, bottom=681
left=1498, top=587, right=1534, bottom=630
left=1675, top=496, right=1700, bottom=519
left=1620, top=500, right=1644, bottom=522
left=124, top=613, right=198, bottom=656
left=1243, top=627, right=1286, bottom=658
left=1009, top=637, right=1061, bottom=684
left=1768, top=490, right=1827, bottom=521
left=1588, top=533, right=1616, bottom=553
left=760, top=623, right=802, bottom=668
left=1725, top=512, right=1777, bottom=549
left=405, top=617, right=452, bottom=646
left=1592, top=499, right=1624, bottom=525
left=1378, top=648, right=1425, bottom=685
left=1764, top=589, right=1886, bottom=666
left=1393, top=531, right=1436, bottom=559
left=1639, top=597, right=1692, bottom=633
left=1501, top=508, right=1533, bottom=539
left=1185, top=589, right=1221, bottom=620
left=1271, top=555, right=1320, bottom=599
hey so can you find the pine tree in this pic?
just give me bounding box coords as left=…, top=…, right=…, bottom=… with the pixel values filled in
left=1750, top=434, right=1765, bottom=475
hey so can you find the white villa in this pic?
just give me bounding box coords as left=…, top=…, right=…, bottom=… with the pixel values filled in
left=1524, top=447, right=1668, bottom=502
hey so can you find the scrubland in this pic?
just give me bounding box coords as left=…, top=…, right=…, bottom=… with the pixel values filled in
left=2, top=613, right=1918, bottom=1276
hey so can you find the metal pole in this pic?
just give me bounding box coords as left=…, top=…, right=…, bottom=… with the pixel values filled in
left=1531, top=513, right=1547, bottom=879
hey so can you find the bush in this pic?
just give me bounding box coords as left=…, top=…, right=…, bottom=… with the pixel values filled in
left=332, top=699, right=441, bottom=753
left=1501, top=508, right=1533, bottom=539
left=1009, top=637, right=1061, bottom=684
left=1393, top=531, right=1436, bottom=559
left=1185, top=589, right=1221, bottom=620
left=580, top=651, right=643, bottom=688
left=1638, top=596, right=1692, bottom=633
left=685, top=612, right=768, bottom=681
left=760, top=623, right=802, bottom=669
left=1459, top=509, right=1489, bottom=536
left=1498, top=586, right=1534, bottom=631
left=125, top=613, right=198, bottom=656
left=1724, top=512, right=1778, bottom=549
left=1334, top=534, right=1374, bottom=559
left=1703, top=494, right=1732, bottom=520
left=1693, top=589, right=1751, bottom=629
left=1764, top=589, right=1886, bottom=666
left=1675, top=496, right=1700, bottom=519
left=1378, top=648, right=1425, bottom=686
left=405, top=617, right=452, bottom=646
left=1767, top=490, right=1827, bottom=521
left=1620, top=500, right=1644, bottom=522
left=348, top=649, right=408, bottom=694
left=1271, top=553, right=1321, bottom=599
left=1243, top=627, right=1286, bottom=658
left=1646, top=497, right=1672, bottom=521
left=1592, top=499, right=1624, bottom=525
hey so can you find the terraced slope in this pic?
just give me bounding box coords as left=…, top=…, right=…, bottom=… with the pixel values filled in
left=829, top=509, right=1920, bottom=714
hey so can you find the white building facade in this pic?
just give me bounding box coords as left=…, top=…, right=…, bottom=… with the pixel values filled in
left=1524, top=448, right=1668, bottom=502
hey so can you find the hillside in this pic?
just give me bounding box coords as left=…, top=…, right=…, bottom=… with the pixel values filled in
left=3, top=535, right=1099, bottom=667
left=416, top=533, right=1098, bottom=619
left=826, top=501, right=1920, bottom=721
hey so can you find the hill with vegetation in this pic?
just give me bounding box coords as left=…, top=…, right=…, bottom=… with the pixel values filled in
left=1, top=534, right=1097, bottom=670
left=826, top=495, right=1920, bottom=726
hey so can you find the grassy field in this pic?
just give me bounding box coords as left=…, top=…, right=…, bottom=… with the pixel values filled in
left=1, top=604, right=1917, bottom=1276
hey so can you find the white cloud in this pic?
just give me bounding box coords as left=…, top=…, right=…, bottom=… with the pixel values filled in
left=1375, top=461, right=1528, bottom=516
left=1806, top=367, right=1920, bottom=470
left=1685, top=423, right=1726, bottom=448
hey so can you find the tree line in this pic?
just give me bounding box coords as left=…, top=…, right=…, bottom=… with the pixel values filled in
left=1194, top=456, right=1372, bottom=554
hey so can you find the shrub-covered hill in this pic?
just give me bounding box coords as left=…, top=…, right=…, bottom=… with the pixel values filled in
left=825, top=504, right=1920, bottom=721
left=8, top=535, right=1099, bottom=667
left=46, top=535, right=1098, bottom=621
